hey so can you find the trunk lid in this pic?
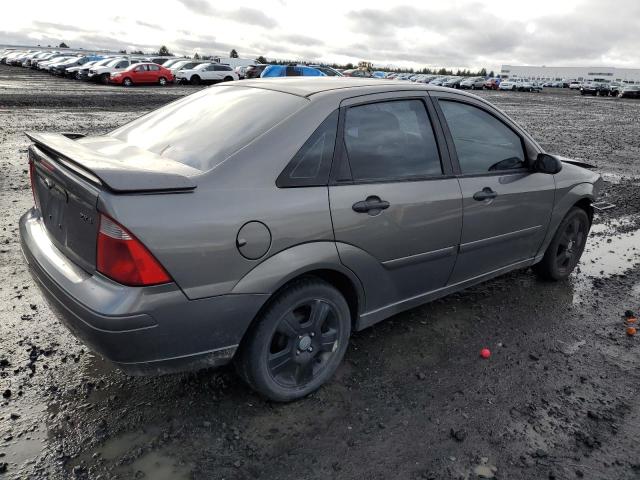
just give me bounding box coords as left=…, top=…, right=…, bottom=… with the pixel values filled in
left=27, top=132, right=198, bottom=273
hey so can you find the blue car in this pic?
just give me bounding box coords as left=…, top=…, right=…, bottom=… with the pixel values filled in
left=261, top=65, right=326, bottom=78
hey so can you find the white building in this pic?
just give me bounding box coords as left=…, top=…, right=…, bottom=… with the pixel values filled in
left=500, top=65, right=640, bottom=83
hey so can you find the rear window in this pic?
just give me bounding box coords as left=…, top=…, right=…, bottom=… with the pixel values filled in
left=109, top=86, right=306, bottom=171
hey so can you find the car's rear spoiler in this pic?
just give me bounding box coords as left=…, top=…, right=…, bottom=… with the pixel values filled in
left=25, top=132, right=197, bottom=193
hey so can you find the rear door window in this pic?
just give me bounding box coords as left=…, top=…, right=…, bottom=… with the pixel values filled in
left=343, top=99, right=443, bottom=182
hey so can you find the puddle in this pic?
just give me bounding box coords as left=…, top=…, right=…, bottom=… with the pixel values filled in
left=121, top=449, right=193, bottom=480
left=0, top=398, right=47, bottom=478
left=572, top=226, right=640, bottom=304
left=578, top=228, right=640, bottom=277
left=590, top=215, right=637, bottom=234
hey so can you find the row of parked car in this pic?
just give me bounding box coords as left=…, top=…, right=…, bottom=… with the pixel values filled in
left=0, top=48, right=248, bottom=86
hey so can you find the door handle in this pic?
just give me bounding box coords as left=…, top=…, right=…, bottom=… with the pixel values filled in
left=473, top=187, right=498, bottom=201
left=352, top=196, right=390, bottom=215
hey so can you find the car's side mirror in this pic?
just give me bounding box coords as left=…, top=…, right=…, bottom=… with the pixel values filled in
left=532, top=153, right=562, bottom=174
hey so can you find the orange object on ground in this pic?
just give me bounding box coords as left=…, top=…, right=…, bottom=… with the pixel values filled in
left=626, top=317, right=637, bottom=324
left=626, top=327, right=637, bottom=336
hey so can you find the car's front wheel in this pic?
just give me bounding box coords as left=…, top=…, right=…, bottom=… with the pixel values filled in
left=236, top=278, right=351, bottom=402
left=533, top=207, right=590, bottom=281
left=190, top=75, right=201, bottom=85
left=122, top=77, right=132, bottom=87
left=158, top=77, right=167, bottom=86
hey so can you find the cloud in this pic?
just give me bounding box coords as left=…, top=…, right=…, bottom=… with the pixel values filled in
left=345, top=1, right=640, bottom=69
left=176, top=0, right=277, bottom=27
left=279, top=34, right=324, bottom=47
left=32, top=21, right=91, bottom=33
left=135, top=20, right=163, bottom=30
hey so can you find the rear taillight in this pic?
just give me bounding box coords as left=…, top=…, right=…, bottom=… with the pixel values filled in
left=28, top=161, right=41, bottom=210
left=97, top=214, right=171, bottom=286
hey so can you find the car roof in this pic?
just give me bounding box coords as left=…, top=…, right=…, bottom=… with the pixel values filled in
left=236, top=77, right=451, bottom=98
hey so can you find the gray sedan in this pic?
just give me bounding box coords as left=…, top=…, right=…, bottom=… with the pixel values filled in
left=20, top=78, right=602, bottom=401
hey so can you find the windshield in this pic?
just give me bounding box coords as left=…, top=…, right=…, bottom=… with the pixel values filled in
left=109, top=86, right=307, bottom=171
left=93, top=58, right=116, bottom=67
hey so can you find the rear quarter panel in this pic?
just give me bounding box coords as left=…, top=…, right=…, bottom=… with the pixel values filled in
left=97, top=95, right=341, bottom=300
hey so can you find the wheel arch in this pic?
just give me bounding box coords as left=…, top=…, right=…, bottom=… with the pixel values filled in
left=231, top=242, right=365, bottom=328
left=534, top=183, right=596, bottom=261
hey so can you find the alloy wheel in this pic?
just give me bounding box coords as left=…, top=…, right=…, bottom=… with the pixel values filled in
left=555, top=216, right=586, bottom=273
left=267, top=299, right=341, bottom=388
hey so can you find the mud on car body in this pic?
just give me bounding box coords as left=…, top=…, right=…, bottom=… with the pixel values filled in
left=20, top=78, right=602, bottom=401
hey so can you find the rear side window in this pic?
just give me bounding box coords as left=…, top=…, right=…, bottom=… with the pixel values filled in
left=343, top=100, right=442, bottom=182
left=439, top=100, right=525, bottom=174
left=277, top=110, right=338, bottom=187
left=110, top=86, right=306, bottom=172
left=149, top=64, right=160, bottom=71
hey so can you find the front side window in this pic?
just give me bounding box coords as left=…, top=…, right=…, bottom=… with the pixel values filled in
left=343, top=99, right=442, bottom=182
left=439, top=100, right=525, bottom=174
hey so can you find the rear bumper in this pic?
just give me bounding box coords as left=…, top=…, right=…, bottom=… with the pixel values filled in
left=19, top=210, right=268, bottom=375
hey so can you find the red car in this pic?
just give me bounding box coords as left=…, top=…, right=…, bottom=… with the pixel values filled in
left=110, top=62, right=173, bottom=86
left=484, top=78, right=501, bottom=90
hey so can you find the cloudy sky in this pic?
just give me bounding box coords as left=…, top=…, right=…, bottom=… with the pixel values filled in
left=2, top=0, right=639, bottom=71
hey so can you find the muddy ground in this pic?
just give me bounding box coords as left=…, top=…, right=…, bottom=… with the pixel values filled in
left=1, top=65, right=639, bottom=480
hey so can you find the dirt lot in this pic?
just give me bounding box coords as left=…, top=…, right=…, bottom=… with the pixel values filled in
left=1, top=65, right=639, bottom=480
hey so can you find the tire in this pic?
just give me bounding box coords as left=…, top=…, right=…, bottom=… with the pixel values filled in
left=122, top=77, right=132, bottom=87
left=235, top=278, right=351, bottom=402
left=190, top=75, right=201, bottom=85
left=101, top=73, right=110, bottom=85
left=223, top=76, right=233, bottom=82
left=533, top=207, right=590, bottom=281
left=158, top=77, right=167, bottom=86
left=513, top=86, right=517, bottom=91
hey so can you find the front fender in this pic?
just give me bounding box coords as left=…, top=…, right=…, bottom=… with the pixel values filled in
left=534, top=181, right=596, bottom=260
left=231, top=242, right=365, bottom=306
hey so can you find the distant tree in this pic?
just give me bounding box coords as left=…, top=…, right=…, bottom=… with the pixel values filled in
left=488, top=70, right=495, bottom=77
left=193, top=52, right=200, bottom=60
left=158, top=45, right=172, bottom=56
left=119, top=49, right=127, bottom=54
left=130, top=50, right=144, bottom=54
left=255, top=55, right=267, bottom=64
left=345, top=62, right=354, bottom=69
left=479, top=67, right=487, bottom=77
left=437, top=67, right=448, bottom=75
left=230, top=49, right=239, bottom=58
left=59, top=42, right=69, bottom=48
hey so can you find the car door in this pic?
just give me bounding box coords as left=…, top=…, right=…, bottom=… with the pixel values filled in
left=203, top=64, right=218, bottom=81
left=329, top=93, right=463, bottom=311
left=431, top=91, right=555, bottom=283
left=130, top=65, right=145, bottom=82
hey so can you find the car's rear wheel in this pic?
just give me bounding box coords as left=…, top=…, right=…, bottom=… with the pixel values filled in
left=236, top=278, right=351, bottom=402
left=123, top=77, right=132, bottom=87
left=223, top=76, right=233, bottom=82
left=533, top=207, right=590, bottom=281
left=190, top=75, right=201, bottom=85
left=101, top=73, right=110, bottom=85
left=158, top=77, right=167, bottom=86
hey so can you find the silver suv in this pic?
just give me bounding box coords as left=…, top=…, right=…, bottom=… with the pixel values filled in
left=20, top=79, right=601, bottom=401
